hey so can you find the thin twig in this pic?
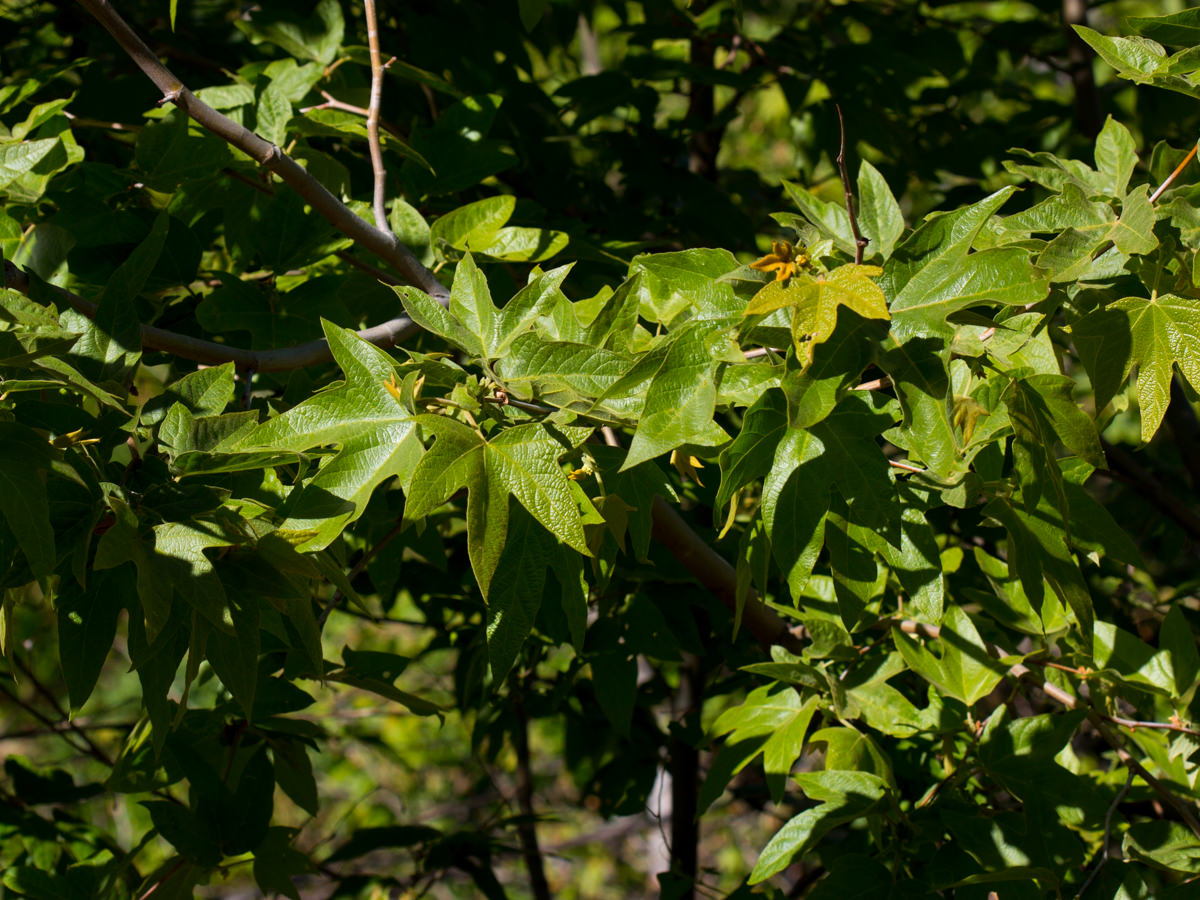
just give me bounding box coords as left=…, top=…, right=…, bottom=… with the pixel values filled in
left=1149, top=142, right=1198, bottom=204
left=137, top=858, right=188, bottom=900
left=318, top=517, right=405, bottom=626
left=73, top=0, right=447, bottom=302
left=835, top=105, right=868, bottom=265
left=14, top=656, right=114, bottom=766
left=1076, top=767, right=1135, bottom=898
left=3, top=259, right=418, bottom=372
left=363, top=0, right=389, bottom=232
left=0, top=680, right=97, bottom=762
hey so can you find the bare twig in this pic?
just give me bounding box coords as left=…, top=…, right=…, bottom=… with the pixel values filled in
left=1075, top=767, right=1135, bottom=898
left=318, top=517, right=405, bottom=626
left=74, top=0, right=447, bottom=302
left=1149, top=142, right=1199, bottom=204
left=3, top=259, right=419, bottom=372
left=13, top=656, right=114, bottom=766
left=363, top=0, right=390, bottom=232
left=835, top=105, right=868, bottom=265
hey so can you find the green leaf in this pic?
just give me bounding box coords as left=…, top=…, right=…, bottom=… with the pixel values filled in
left=878, top=502, right=944, bottom=624
left=1076, top=293, right=1200, bottom=441
left=134, top=111, right=233, bottom=190
left=239, top=321, right=420, bottom=551
left=1161, top=606, right=1200, bottom=699
left=449, top=252, right=495, bottom=357
left=782, top=181, right=857, bottom=258
left=518, top=0, right=550, bottom=30
left=255, top=80, right=292, bottom=147
left=0, top=422, right=57, bottom=577
left=430, top=195, right=516, bottom=255
left=893, top=605, right=1005, bottom=705
left=476, top=225, right=568, bottom=262
left=1124, top=821, right=1200, bottom=873
left=762, top=427, right=830, bottom=599
left=716, top=388, right=787, bottom=511
left=253, top=828, right=308, bottom=900
left=240, top=0, right=345, bottom=64
left=878, top=333, right=961, bottom=480
left=56, top=568, right=130, bottom=711
left=485, top=504, right=553, bottom=680
left=856, top=160, right=904, bottom=260
left=984, top=497, right=1093, bottom=635
left=494, top=263, right=572, bottom=356
left=497, top=333, right=635, bottom=419
left=394, top=284, right=476, bottom=354
left=709, top=684, right=821, bottom=804
left=0, top=139, right=59, bottom=190
left=977, top=706, right=1087, bottom=803
left=749, top=771, right=888, bottom=883
left=1127, top=9, right=1200, bottom=47
left=609, top=321, right=735, bottom=469
left=1095, top=116, right=1138, bottom=199
left=630, top=248, right=742, bottom=323
left=405, top=417, right=590, bottom=595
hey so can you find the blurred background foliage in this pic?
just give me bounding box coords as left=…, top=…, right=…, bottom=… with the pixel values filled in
left=2, top=0, right=1199, bottom=897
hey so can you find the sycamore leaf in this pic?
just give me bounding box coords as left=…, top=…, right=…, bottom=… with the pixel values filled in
left=984, top=496, right=1094, bottom=635
left=238, top=321, right=420, bottom=551
left=762, top=427, right=830, bottom=599
left=601, top=321, right=736, bottom=470
left=702, top=685, right=822, bottom=811
left=405, top=417, right=591, bottom=595
left=1074, top=293, right=1200, bottom=440
left=746, top=264, right=888, bottom=366
left=893, top=605, right=1006, bottom=705
left=882, top=187, right=1049, bottom=333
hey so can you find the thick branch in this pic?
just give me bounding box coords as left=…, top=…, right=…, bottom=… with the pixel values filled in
left=650, top=497, right=805, bottom=654
left=3, top=260, right=419, bottom=372
left=74, top=0, right=447, bottom=302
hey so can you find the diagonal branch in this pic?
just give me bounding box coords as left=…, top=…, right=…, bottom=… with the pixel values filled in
left=3, top=259, right=418, bottom=372
left=74, top=0, right=447, bottom=303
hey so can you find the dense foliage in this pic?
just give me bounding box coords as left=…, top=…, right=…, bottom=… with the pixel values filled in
left=4, top=1, right=1200, bottom=898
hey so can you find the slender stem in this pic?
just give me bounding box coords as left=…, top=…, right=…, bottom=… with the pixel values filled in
left=137, top=858, right=187, bottom=900
left=363, top=0, right=390, bottom=232
left=1075, top=768, right=1135, bottom=899
left=0, top=680, right=95, bottom=760
left=1149, top=141, right=1198, bottom=204
left=14, top=656, right=114, bottom=766
left=318, top=517, right=405, bottom=626
left=73, top=0, right=447, bottom=302
left=835, top=105, right=868, bottom=264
